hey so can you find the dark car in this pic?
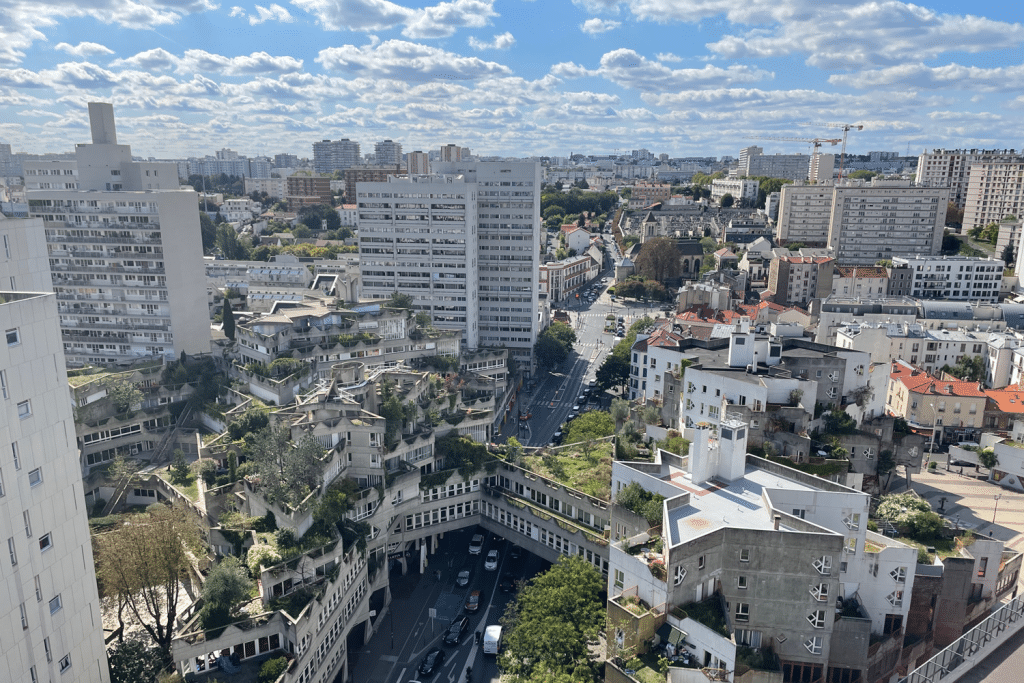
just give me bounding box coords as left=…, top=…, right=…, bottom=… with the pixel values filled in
left=465, top=589, right=483, bottom=613
left=418, top=647, right=446, bottom=677
left=509, top=544, right=522, bottom=560
left=455, top=569, right=471, bottom=588
left=499, top=573, right=517, bottom=593
left=442, top=615, right=470, bottom=645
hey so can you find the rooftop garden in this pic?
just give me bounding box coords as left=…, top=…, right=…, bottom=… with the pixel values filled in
left=520, top=441, right=613, bottom=501
left=678, top=595, right=730, bottom=638
left=616, top=481, right=665, bottom=527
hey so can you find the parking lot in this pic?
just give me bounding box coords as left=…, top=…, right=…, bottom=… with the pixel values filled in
left=348, top=526, right=551, bottom=683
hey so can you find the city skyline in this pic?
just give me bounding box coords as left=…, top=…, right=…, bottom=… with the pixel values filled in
left=0, top=0, right=1022, bottom=159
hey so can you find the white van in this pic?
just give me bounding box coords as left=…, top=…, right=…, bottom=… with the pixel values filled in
left=483, top=625, right=503, bottom=654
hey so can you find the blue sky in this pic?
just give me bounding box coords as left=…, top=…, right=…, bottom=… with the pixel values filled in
left=1, top=0, right=1023, bottom=160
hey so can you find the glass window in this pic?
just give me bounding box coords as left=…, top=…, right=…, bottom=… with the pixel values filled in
left=6, top=328, right=20, bottom=346
left=49, top=594, right=62, bottom=614
left=28, top=468, right=42, bottom=487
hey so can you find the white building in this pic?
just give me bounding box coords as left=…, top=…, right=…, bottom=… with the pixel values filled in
left=0, top=285, right=110, bottom=682
left=835, top=322, right=992, bottom=377
left=563, top=226, right=592, bottom=255
left=711, top=178, right=759, bottom=203
left=808, top=152, right=835, bottom=183
left=964, top=157, right=1024, bottom=229
left=221, top=197, right=261, bottom=222
left=917, top=148, right=1023, bottom=209
left=357, top=161, right=542, bottom=373
left=891, top=255, right=1004, bottom=303
left=313, top=139, right=360, bottom=174
left=828, top=180, right=949, bottom=266
left=26, top=103, right=210, bottom=366
left=244, top=177, right=288, bottom=200
left=373, top=139, right=402, bottom=166
left=737, top=146, right=814, bottom=181
left=776, top=182, right=834, bottom=246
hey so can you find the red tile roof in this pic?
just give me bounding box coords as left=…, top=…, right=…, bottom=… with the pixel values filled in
left=984, top=385, right=1024, bottom=413
left=890, top=361, right=986, bottom=397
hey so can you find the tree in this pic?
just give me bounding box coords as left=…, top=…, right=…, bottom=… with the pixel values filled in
left=249, top=428, right=325, bottom=508
left=170, top=449, right=191, bottom=486
left=96, top=503, right=204, bottom=658
left=849, top=170, right=879, bottom=181
left=501, top=555, right=604, bottom=681
left=978, top=448, right=998, bottom=470
left=595, top=354, right=630, bottom=391
left=1003, top=243, right=1016, bottom=267
left=504, top=436, right=525, bottom=465
left=945, top=201, right=964, bottom=227
left=388, top=291, right=414, bottom=311
left=215, top=224, right=251, bottom=260
left=199, top=556, right=254, bottom=634
left=610, top=397, right=630, bottom=431
left=719, top=193, right=734, bottom=208
left=259, top=657, right=289, bottom=683
left=565, top=410, right=615, bottom=446
left=107, top=635, right=166, bottom=683
left=199, top=212, right=217, bottom=254
left=298, top=204, right=341, bottom=233
left=876, top=492, right=931, bottom=524
left=535, top=321, right=577, bottom=369
left=104, top=377, right=143, bottom=415
left=634, top=237, right=682, bottom=283
left=941, top=355, right=985, bottom=382
left=615, top=481, right=665, bottom=527
left=222, top=298, right=236, bottom=341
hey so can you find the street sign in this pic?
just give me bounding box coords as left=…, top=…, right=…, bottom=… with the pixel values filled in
left=428, top=608, right=437, bottom=620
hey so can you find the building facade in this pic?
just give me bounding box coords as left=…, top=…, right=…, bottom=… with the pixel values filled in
left=964, top=157, right=1024, bottom=229
left=711, top=178, right=759, bottom=203
left=916, top=148, right=1023, bottom=209
left=776, top=183, right=834, bottom=246
left=407, top=151, right=430, bottom=175
left=767, top=256, right=835, bottom=306
left=312, top=139, right=361, bottom=174
left=891, top=255, right=1004, bottom=303
left=26, top=103, right=210, bottom=366
left=373, top=140, right=402, bottom=166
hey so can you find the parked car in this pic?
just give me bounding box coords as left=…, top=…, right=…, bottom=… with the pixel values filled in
left=509, top=544, right=522, bottom=560
left=455, top=569, right=471, bottom=588
left=465, top=589, right=483, bottom=613
left=499, top=573, right=517, bottom=593
left=468, top=534, right=484, bottom=555
left=442, top=616, right=470, bottom=645
left=418, top=648, right=446, bottom=677
left=485, top=549, right=500, bottom=571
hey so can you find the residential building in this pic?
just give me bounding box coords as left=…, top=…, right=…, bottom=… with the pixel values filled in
left=357, top=161, right=542, bottom=373
left=373, top=139, right=402, bottom=166
left=767, top=256, right=835, bottom=306
left=23, top=159, right=78, bottom=191
left=830, top=266, right=889, bottom=299
left=764, top=191, right=781, bottom=221
left=26, top=102, right=210, bottom=366
left=835, top=322, right=992, bottom=379
left=244, top=177, right=288, bottom=200
left=808, top=152, right=835, bottom=183
left=342, top=164, right=405, bottom=203
left=886, top=360, right=987, bottom=444
left=336, top=204, right=357, bottom=226
left=827, top=180, right=949, bottom=266
left=562, top=226, right=592, bottom=254
left=0, top=214, right=52, bottom=292
left=711, top=178, right=759, bottom=203
left=312, top=139, right=361, bottom=174
left=221, top=197, right=262, bottom=223
left=737, top=146, right=813, bottom=180
left=916, top=148, right=1023, bottom=209
left=407, top=151, right=430, bottom=175
left=273, top=153, right=300, bottom=169
left=631, top=181, right=672, bottom=206
left=0, top=287, right=110, bottom=683
left=608, top=423, right=915, bottom=683
left=439, top=144, right=469, bottom=162
left=776, top=183, right=834, bottom=246
left=963, top=156, right=1024, bottom=229
left=285, top=174, right=332, bottom=210
left=891, top=255, right=1004, bottom=302
left=539, top=254, right=595, bottom=303
left=996, top=216, right=1022, bottom=257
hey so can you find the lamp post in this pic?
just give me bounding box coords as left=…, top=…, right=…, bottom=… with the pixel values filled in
left=993, top=494, right=1002, bottom=525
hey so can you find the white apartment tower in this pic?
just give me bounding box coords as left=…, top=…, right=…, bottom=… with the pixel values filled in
left=0, top=247, right=110, bottom=680
left=357, top=161, right=541, bottom=373
left=776, top=183, right=834, bottom=245
left=374, top=139, right=402, bottom=166
left=964, top=157, right=1024, bottom=229
left=827, top=180, right=949, bottom=266
left=917, top=148, right=1023, bottom=209
left=808, top=152, right=835, bottom=183
left=312, top=138, right=361, bottom=174
left=26, top=103, right=210, bottom=366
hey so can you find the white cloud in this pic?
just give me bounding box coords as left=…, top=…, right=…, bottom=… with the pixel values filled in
left=54, top=42, right=116, bottom=58
left=829, top=63, right=1024, bottom=93
left=110, top=48, right=180, bottom=71
left=229, top=5, right=245, bottom=16
left=250, top=3, right=294, bottom=24
left=553, top=49, right=771, bottom=91
left=655, top=52, right=681, bottom=63
left=316, top=40, right=511, bottom=81
left=580, top=18, right=620, bottom=34
left=112, top=49, right=303, bottom=75
left=468, top=31, right=515, bottom=51
left=293, top=0, right=496, bottom=39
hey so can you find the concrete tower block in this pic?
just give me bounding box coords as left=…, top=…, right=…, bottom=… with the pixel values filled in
left=689, top=424, right=718, bottom=486
left=88, top=102, right=117, bottom=144
left=717, top=417, right=749, bottom=482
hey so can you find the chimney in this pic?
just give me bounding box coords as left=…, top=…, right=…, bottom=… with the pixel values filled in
left=774, top=515, right=782, bottom=530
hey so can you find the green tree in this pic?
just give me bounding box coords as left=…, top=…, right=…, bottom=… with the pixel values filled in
left=848, top=170, right=879, bottom=181
left=504, top=436, right=525, bottom=466
left=199, top=556, right=254, bottom=634
left=978, top=448, right=998, bottom=470
left=96, top=503, right=204, bottom=658
left=298, top=204, right=341, bottom=233
left=249, top=428, right=325, bottom=508
left=104, top=377, right=143, bottom=415
left=876, top=492, right=932, bottom=524
left=107, top=635, right=166, bottom=683
left=535, top=321, right=577, bottom=369
left=610, top=397, right=630, bottom=430
left=501, top=556, right=604, bottom=682
left=719, top=193, right=734, bottom=208
left=215, top=224, right=251, bottom=260
left=595, top=353, right=630, bottom=391
left=258, top=657, right=289, bottom=683
left=634, top=236, right=682, bottom=283
left=565, top=410, right=615, bottom=446
left=940, top=355, right=985, bottom=382
left=222, top=298, right=236, bottom=341
left=199, top=212, right=217, bottom=254
left=388, top=291, right=414, bottom=311
left=615, top=481, right=665, bottom=527
left=170, top=449, right=191, bottom=486
left=1003, top=243, right=1016, bottom=267
left=945, top=201, right=964, bottom=227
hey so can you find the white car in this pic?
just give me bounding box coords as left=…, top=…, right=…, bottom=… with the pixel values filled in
left=485, top=549, right=499, bottom=571
left=469, top=534, right=484, bottom=555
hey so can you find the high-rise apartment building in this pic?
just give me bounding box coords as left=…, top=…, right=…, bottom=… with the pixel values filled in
left=776, top=183, right=835, bottom=245
left=439, top=144, right=470, bottom=162
left=808, top=152, right=835, bottom=183
left=374, top=139, right=402, bottom=166
left=917, top=148, right=1023, bottom=209
left=407, top=151, right=430, bottom=175
left=963, top=157, right=1024, bottom=229
left=312, top=138, right=361, bottom=174
left=26, top=103, right=210, bottom=366
left=737, top=146, right=813, bottom=181
left=827, top=180, right=948, bottom=266
left=357, top=161, right=541, bottom=372
left=0, top=231, right=110, bottom=681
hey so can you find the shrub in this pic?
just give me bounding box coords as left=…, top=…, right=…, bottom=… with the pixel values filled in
left=246, top=545, right=281, bottom=575
left=258, top=656, right=288, bottom=683
left=275, top=528, right=296, bottom=548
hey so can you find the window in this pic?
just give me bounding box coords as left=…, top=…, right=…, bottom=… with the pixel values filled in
left=674, top=565, right=686, bottom=586
left=887, top=590, right=903, bottom=607
left=810, top=583, right=828, bottom=601
left=805, top=636, right=823, bottom=655
left=740, top=548, right=750, bottom=562
left=49, top=594, right=62, bottom=614
left=813, top=555, right=832, bottom=575
left=12, top=442, right=19, bottom=470
left=6, top=327, right=20, bottom=346
left=8, top=536, right=16, bottom=566
left=614, top=569, right=624, bottom=589
left=736, top=629, right=761, bottom=647
left=17, top=400, right=31, bottom=419
left=807, top=610, right=826, bottom=628
left=735, top=603, right=749, bottom=622
left=0, top=369, right=7, bottom=399
left=978, top=557, right=988, bottom=578
left=792, top=508, right=806, bottom=519
left=843, top=513, right=861, bottom=530
left=0, top=468, right=4, bottom=497
left=28, top=468, right=42, bottom=487
left=34, top=575, right=42, bottom=602
left=22, top=510, right=30, bottom=537
left=698, top=555, right=705, bottom=570
left=20, top=602, right=28, bottom=629
left=44, top=637, right=51, bottom=662
left=39, top=533, right=52, bottom=552
left=891, top=566, right=907, bottom=583
left=738, top=576, right=748, bottom=589
left=59, top=655, right=71, bottom=673
left=30, top=666, right=37, bottom=683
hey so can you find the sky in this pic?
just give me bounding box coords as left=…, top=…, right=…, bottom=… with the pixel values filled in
left=1, top=0, right=1023, bottom=160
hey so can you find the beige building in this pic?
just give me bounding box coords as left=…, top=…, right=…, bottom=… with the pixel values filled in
left=26, top=103, right=210, bottom=366
left=964, top=158, right=1024, bottom=229
left=827, top=180, right=949, bottom=266
left=767, top=256, right=835, bottom=306
left=711, top=177, right=758, bottom=203
left=631, top=181, right=672, bottom=206
left=885, top=360, right=987, bottom=443
left=0, top=287, right=110, bottom=682
left=407, top=151, right=430, bottom=175
left=917, top=148, right=1023, bottom=209
left=830, top=266, right=889, bottom=299
left=776, top=182, right=834, bottom=246
left=244, top=176, right=288, bottom=200
left=539, top=253, right=596, bottom=303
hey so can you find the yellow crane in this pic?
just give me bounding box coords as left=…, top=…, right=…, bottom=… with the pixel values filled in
left=801, top=123, right=864, bottom=179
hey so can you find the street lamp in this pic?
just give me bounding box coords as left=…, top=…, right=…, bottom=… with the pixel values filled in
left=993, top=494, right=1002, bottom=525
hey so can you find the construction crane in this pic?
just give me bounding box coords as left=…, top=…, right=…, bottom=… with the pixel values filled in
left=801, top=123, right=864, bottom=180
left=743, top=136, right=842, bottom=154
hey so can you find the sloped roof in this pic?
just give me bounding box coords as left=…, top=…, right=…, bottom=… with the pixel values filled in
left=985, top=385, right=1024, bottom=413
left=890, top=361, right=986, bottom=397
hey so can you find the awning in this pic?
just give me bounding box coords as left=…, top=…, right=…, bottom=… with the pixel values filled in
left=656, top=623, right=686, bottom=646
